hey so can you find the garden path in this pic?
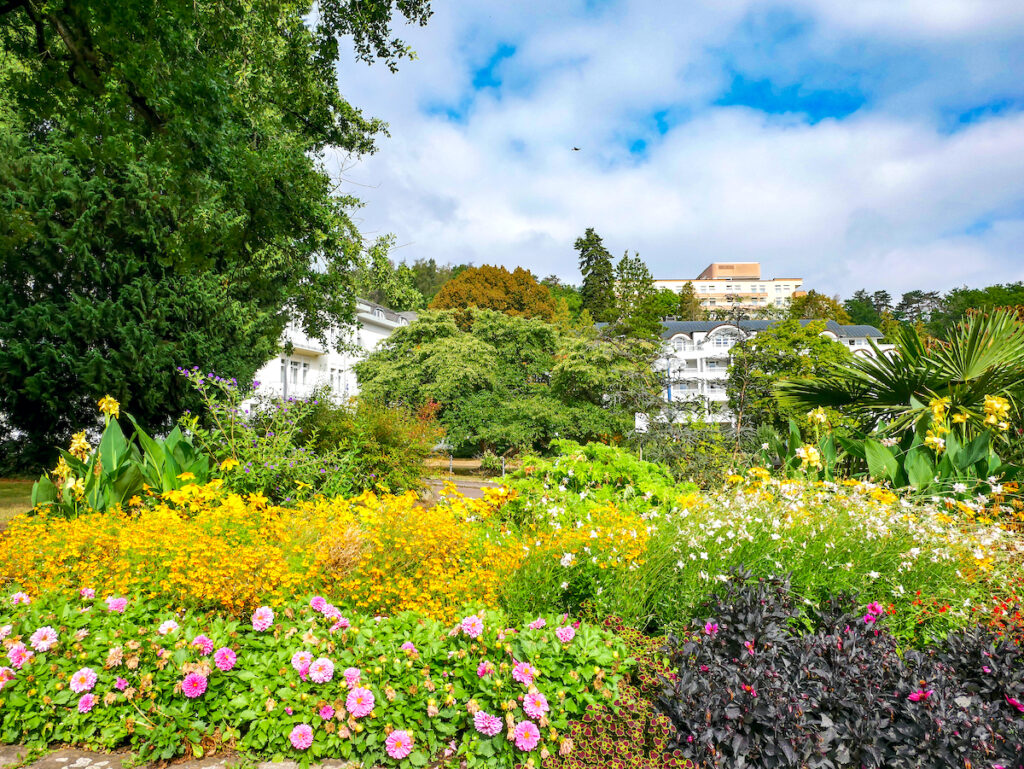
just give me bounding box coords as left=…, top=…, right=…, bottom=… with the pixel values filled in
left=0, top=747, right=367, bottom=769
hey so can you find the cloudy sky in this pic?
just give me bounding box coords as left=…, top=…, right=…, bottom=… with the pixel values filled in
left=330, top=0, right=1024, bottom=297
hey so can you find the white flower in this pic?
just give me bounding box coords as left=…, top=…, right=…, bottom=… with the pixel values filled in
left=988, top=476, right=998, bottom=484
left=559, top=552, right=575, bottom=567
left=761, top=443, right=770, bottom=451
left=560, top=582, right=569, bottom=590
left=992, top=484, right=1003, bottom=495
left=868, top=571, right=880, bottom=579
left=953, top=483, right=967, bottom=494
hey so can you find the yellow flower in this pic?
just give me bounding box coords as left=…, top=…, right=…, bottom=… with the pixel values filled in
left=795, top=445, right=822, bottom=471
left=928, top=396, right=950, bottom=423
left=176, top=472, right=196, bottom=481
left=69, top=431, right=91, bottom=461
left=924, top=430, right=945, bottom=454
left=806, top=407, right=828, bottom=426
left=295, top=480, right=312, bottom=491
left=220, top=458, right=240, bottom=472
left=97, top=395, right=120, bottom=419
left=983, top=394, right=1010, bottom=419
left=951, top=412, right=969, bottom=424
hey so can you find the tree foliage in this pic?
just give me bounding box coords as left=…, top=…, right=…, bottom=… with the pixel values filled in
left=575, top=228, right=616, bottom=323
left=428, top=264, right=557, bottom=321
left=727, top=320, right=854, bottom=433
left=0, top=0, right=431, bottom=467
left=355, top=309, right=659, bottom=453
left=789, top=290, right=852, bottom=324
left=676, top=281, right=705, bottom=321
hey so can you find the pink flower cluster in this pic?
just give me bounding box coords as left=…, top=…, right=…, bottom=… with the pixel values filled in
left=512, top=720, right=541, bottom=751
left=512, top=661, right=537, bottom=686
left=527, top=617, right=546, bottom=630
left=461, top=614, right=484, bottom=639
left=158, top=620, right=178, bottom=635
left=704, top=621, right=720, bottom=636
left=291, top=650, right=313, bottom=674
left=477, top=660, right=495, bottom=678
left=115, top=677, right=128, bottom=691
left=191, top=635, right=214, bottom=655
left=309, top=657, right=334, bottom=684
left=907, top=689, right=933, bottom=702
left=473, top=710, right=502, bottom=737
left=385, top=729, right=414, bottom=759
left=105, top=596, right=128, bottom=613
left=70, top=667, right=97, bottom=693
left=319, top=705, right=335, bottom=720
left=251, top=606, right=274, bottom=631
left=29, top=626, right=58, bottom=652
left=78, top=693, right=96, bottom=713
left=0, top=667, right=15, bottom=691
left=79, top=588, right=95, bottom=599
left=7, top=643, right=33, bottom=669
left=10, top=592, right=30, bottom=606
left=523, top=692, right=550, bottom=719
left=182, top=672, right=207, bottom=698
left=214, top=647, right=236, bottom=671
left=344, top=667, right=361, bottom=687
left=555, top=625, right=575, bottom=643
left=289, top=723, right=313, bottom=750
left=400, top=641, right=417, bottom=653
left=864, top=601, right=885, bottom=624
left=346, top=686, right=374, bottom=718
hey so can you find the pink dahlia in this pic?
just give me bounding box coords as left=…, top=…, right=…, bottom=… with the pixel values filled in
left=343, top=666, right=361, bottom=687
left=214, top=647, right=236, bottom=672
left=251, top=606, right=274, bottom=631
left=7, top=643, right=32, bottom=670
left=319, top=705, right=335, bottom=721
left=10, top=591, right=30, bottom=606
left=289, top=723, right=314, bottom=750
left=461, top=614, right=484, bottom=639
left=191, top=635, right=214, bottom=655
left=105, top=596, right=128, bottom=613
left=309, top=657, right=334, bottom=684
left=400, top=641, right=417, bottom=653
left=115, top=677, right=128, bottom=691
left=385, top=730, right=414, bottom=759
left=70, top=667, right=97, bottom=693
left=157, top=620, right=178, bottom=636
left=527, top=617, right=546, bottom=630
left=0, top=625, right=10, bottom=640
left=182, top=672, right=208, bottom=698
left=322, top=604, right=342, bottom=620
left=80, top=588, right=95, bottom=599
left=29, top=626, right=59, bottom=652
left=704, top=621, right=719, bottom=636
left=523, top=692, right=550, bottom=719
left=310, top=596, right=327, bottom=612
left=77, top=693, right=96, bottom=713
left=0, top=667, right=15, bottom=691
left=555, top=625, right=575, bottom=644
left=291, top=650, right=313, bottom=673
left=512, top=720, right=541, bottom=751
left=477, top=660, right=495, bottom=678
left=907, top=689, right=933, bottom=702
left=512, top=661, right=537, bottom=686
left=863, top=614, right=877, bottom=624
left=473, top=710, right=503, bottom=737
left=866, top=601, right=884, bottom=617
left=346, top=686, right=375, bottom=718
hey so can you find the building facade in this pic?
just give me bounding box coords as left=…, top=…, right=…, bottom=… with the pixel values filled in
left=654, top=319, right=892, bottom=420
left=653, top=262, right=805, bottom=311
left=251, top=299, right=414, bottom=402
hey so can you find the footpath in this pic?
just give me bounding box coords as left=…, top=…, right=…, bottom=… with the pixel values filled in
left=0, top=746, right=366, bottom=769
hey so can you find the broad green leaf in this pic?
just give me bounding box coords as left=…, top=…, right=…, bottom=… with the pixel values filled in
left=864, top=439, right=899, bottom=483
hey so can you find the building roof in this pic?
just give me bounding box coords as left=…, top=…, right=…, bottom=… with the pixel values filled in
left=356, top=298, right=414, bottom=325
left=659, top=319, right=884, bottom=340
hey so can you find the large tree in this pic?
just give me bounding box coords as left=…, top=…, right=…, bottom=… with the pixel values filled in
left=788, top=290, right=852, bottom=324
left=355, top=309, right=658, bottom=453
left=676, top=281, right=704, bottom=321
left=575, top=228, right=616, bottom=322
left=926, top=282, right=1024, bottom=337
left=844, top=289, right=883, bottom=327
left=428, top=264, right=557, bottom=321
left=0, top=0, right=430, bottom=466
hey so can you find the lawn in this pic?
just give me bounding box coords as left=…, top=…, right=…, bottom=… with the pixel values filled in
left=0, top=479, right=32, bottom=527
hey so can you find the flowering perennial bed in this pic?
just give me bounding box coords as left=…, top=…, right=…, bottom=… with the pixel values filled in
left=0, top=592, right=624, bottom=766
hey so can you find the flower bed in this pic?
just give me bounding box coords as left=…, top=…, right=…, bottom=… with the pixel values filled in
left=0, top=591, right=624, bottom=766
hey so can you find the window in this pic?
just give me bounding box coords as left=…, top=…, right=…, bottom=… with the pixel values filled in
left=301, top=362, right=310, bottom=384
left=775, top=284, right=782, bottom=292
left=849, top=339, right=856, bottom=346
left=672, top=336, right=693, bottom=352
left=289, top=361, right=300, bottom=384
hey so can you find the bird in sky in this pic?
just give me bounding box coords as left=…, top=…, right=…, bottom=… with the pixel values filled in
left=572, top=146, right=581, bottom=151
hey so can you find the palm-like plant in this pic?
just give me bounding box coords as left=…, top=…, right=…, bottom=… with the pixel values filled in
left=776, top=308, right=1024, bottom=435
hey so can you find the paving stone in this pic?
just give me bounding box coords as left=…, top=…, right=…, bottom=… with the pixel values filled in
left=0, top=746, right=29, bottom=769
left=23, top=749, right=132, bottom=769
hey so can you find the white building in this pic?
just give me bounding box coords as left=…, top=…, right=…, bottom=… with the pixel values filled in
left=251, top=299, right=414, bottom=402
left=655, top=320, right=892, bottom=421
left=653, top=262, right=805, bottom=311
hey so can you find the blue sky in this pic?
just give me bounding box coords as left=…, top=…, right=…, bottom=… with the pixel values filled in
left=331, top=0, right=1024, bottom=296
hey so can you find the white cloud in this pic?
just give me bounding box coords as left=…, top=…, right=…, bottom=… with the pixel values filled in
left=330, top=0, right=1024, bottom=297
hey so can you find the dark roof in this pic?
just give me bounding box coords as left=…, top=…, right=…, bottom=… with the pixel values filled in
left=659, top=319, right=884, bottom=340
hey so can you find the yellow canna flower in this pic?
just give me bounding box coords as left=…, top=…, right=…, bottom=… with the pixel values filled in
left=928, top=396, right=950, bottom=423
left=69, top=431, right=91, bottom=461
left=806, top=407, right=828, bottom=426
left=97, top=395, right=120, bottom=419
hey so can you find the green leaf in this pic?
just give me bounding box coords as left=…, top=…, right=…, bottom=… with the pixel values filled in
left=864, top=439, right=899, bottom=484
left=904, top=448, right=935, bottom=490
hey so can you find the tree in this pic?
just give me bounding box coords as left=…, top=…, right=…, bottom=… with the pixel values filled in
left=676, top=281, right=705, bottom=321
left=0, top=0, right=431, bottom=467
left=871, top=291, right=894, bottom=315
left=541, top=276, right=584, bottom=325
left=607, top=252, right=662, bottom=339
left=649, top=288, right=683, bottom=320
left=407, top=258, right=467, bottom=302
left=894, top=290, right=943, bottom=324
left=355, top=309, right=657, bottom=453
left=575, top=228, right=616, bottom=322
left=428, top=265, right=557, bottom=321
left=727, top=320, right=855, bottom=433
left=844, top=290, right=882, bottom=327
left=926, top=282, right=1024, bottom=338
left=355, top=239, right=425, bottom=311
left=788, top=291, right=852, bottom=324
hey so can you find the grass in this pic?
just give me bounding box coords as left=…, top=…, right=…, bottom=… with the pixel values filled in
left=0, top=479, right=33, bottom=528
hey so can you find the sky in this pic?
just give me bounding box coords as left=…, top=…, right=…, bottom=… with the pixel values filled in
left=328, top=0, right=1024, bottom=298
